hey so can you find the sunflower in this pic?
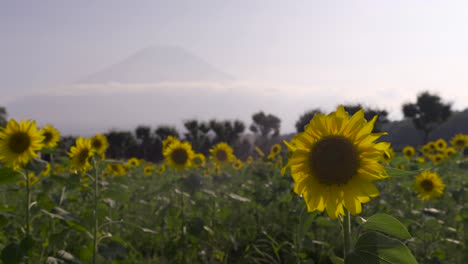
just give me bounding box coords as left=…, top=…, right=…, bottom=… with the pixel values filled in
left=143, top=165, right=154, bottom=176
left=18, top=172, right=39, bottom=187
left=0, top=119, right=44, bottom=169
left=246, top=155, right=254, bottom=164
left=451, top=134, right=468, bottom=151
left=232, top=159, right=244, bottom=170
left=68, top=137, right=95, bottom=171
left=107, top=163, right=126, bottom=176
left=283, top=106, right=390, bottom=219
left=435, top=138, right=447, bottom=151
left=39, top=124, right=60, bottom=149
left=427, top=142, right=437, bottom=152
left=422, top=144, right=432, bottom=156
left=268, top=144, right=282, bottom=160
left=192, top=153, right=206, bottom=167
left=444, top=147, right=457, bottom=158
left=127, top=157, right=141, bottom=167
left=414, top=171, right=445, bottom=200
left=210, top=142, right=236, bottom=167
left=162, top=136, right=179, bottom=151
left=41, top=163, right=51, bottom=176
left=163, top=141, right=194, bottom=169
left=90, top=134, right=109, bottom=155
left=157, top=164, right=166, bottom=174
left=402, top=146, right=415, bottom=160
left=432, top=153, right=445, bottom=165
left=417, top=157, right=425, bottom=163
left=382, top=148, right=395, bottom=164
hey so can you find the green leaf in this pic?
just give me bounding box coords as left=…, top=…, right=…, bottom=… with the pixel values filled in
left=361, top=214, right=411, bottom=240
left=345, top=232, right=418, bottom=264
left=0, top=167, right=19, bottom=185
left=386, top=167, right=422, bottom=178
left=330, top=255, right=344, bottom=264
left=1, top=243, right=22, bottom=264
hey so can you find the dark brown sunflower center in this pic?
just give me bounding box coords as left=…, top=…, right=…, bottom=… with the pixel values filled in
left=78, top=149, right=90, bottom=164
left=92, top=139, right=102, bottom=149
left=9, top=132, right=31, bottom=154
left=420, top=179, right=434, bottom=192
left=43, top=132, right=53, bottom=144
left=216, top=150, right=228, bottom=162
left=172, top=148, right=188, bottom=165
left=404, top=150, right=412, bottom=156
left=455, top=140, right=465, bottom=146
left=310, top=135, right=360, bottom=185
left=437, top=143, right=444, bottom=148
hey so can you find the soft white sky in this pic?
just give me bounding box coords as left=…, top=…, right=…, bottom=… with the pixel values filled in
left=1, top=0, right=468, bottom=134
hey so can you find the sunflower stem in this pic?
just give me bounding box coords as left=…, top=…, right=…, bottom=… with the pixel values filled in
left=343, top=209, right=352, bottom=257
left=25, top=169, right=31, bottom=238
left=92, top=158, right=99, bottom=264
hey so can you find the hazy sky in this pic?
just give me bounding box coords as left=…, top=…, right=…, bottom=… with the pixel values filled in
left=2, top=0, right=468, bottom=133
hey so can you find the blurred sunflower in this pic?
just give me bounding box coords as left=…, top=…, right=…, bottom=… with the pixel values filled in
left=107, top=163, right=126, bottom=176
left=422, top=144, right=432, bottom=156
left=143, top=165, right=154, bottom=176
left=451, top=134, right=468, bottom=151
left=435, top=138, right=447, bottom=151
left=90, top=134, right=109, bottom=155
left=162, top=136, right=178, bottom=151
left=417, top=157, right=425, bottom=163
left=444, top=147, right=457, bottom=158
left=157, top=164, right=166, bottom=174
left=192, top=153, right=206, bottom=167
left=210, top=142, right=236, bottom=167
left=0, top=119, right=44, bottom=169
left=427, top=142, right=437, bottom=152
left=268, top=144, right=282, bottom=160
left=41, top=163, right=51, bottom=176
left=402, top=146, right=415, bottom=160
left=382, top=148, right=395, bottom=164
left=397, top=164, right=405, bottom=170
left=127, top=157, right=141, bottom=167
left=246, top=155, right=254, bottom=164
left=283, top=106, right=390, bottom=219
left=39, top=124, right=60, bottom=149
left=164, top=141, right=194, bottom=169
left=18, top=172, right=39, bottom=187
left=432, top=153, right=445, bottom=165
left=68, top=137, right=95, bottom=171
left=414, top=171, right=445, bottom=200
left=232, top=159, right=244, bottom=170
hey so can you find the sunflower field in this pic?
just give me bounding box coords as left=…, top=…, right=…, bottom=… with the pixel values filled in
left=0, top=108, right=467, bottom=264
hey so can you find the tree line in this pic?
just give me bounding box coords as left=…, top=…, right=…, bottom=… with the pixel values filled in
left=0, top=91, right=456, bottom=161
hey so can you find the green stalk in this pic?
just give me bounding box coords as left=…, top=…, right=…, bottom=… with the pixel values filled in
left=25, top=169, right=31, bottom=238
left=92, top=159, right=99, bottom=264
left=343, top=209, right=352, bottom=257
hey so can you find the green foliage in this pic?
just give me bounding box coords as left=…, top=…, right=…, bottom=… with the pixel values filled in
left=345, top=232, right=417, bottom=264
left=361, top=214, right=411, bottom=240
left=250, top=111, right=281, bottom=138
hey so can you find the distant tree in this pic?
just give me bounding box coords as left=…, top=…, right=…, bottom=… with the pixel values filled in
left=402, top=91, right=452, bottom=143
left=135, top=125, right=153, bottom=159
left=0, top=106, right=7, bottom=127
left=184, top=120, right=211, bottom=152
left=155, top=126, right=179, bottom=140
left=295, top=109, right=322, bottom=132
left=343, top=104, right=389, bottom=133
left=105, top=130, right=137, bottom=158
left=249, top=111, right=281, bottom=138
left=209, top=120, right=245, bottom=145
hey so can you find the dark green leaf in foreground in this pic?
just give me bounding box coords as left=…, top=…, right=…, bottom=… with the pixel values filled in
left=361, top=214, right=412, bottom=240
left=0, top=167, right=20, bottom=185
left=345, top=232, right=418, bottom=264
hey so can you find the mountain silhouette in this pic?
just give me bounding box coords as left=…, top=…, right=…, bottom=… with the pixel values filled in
left=80, top=46, right=234, bottom=83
